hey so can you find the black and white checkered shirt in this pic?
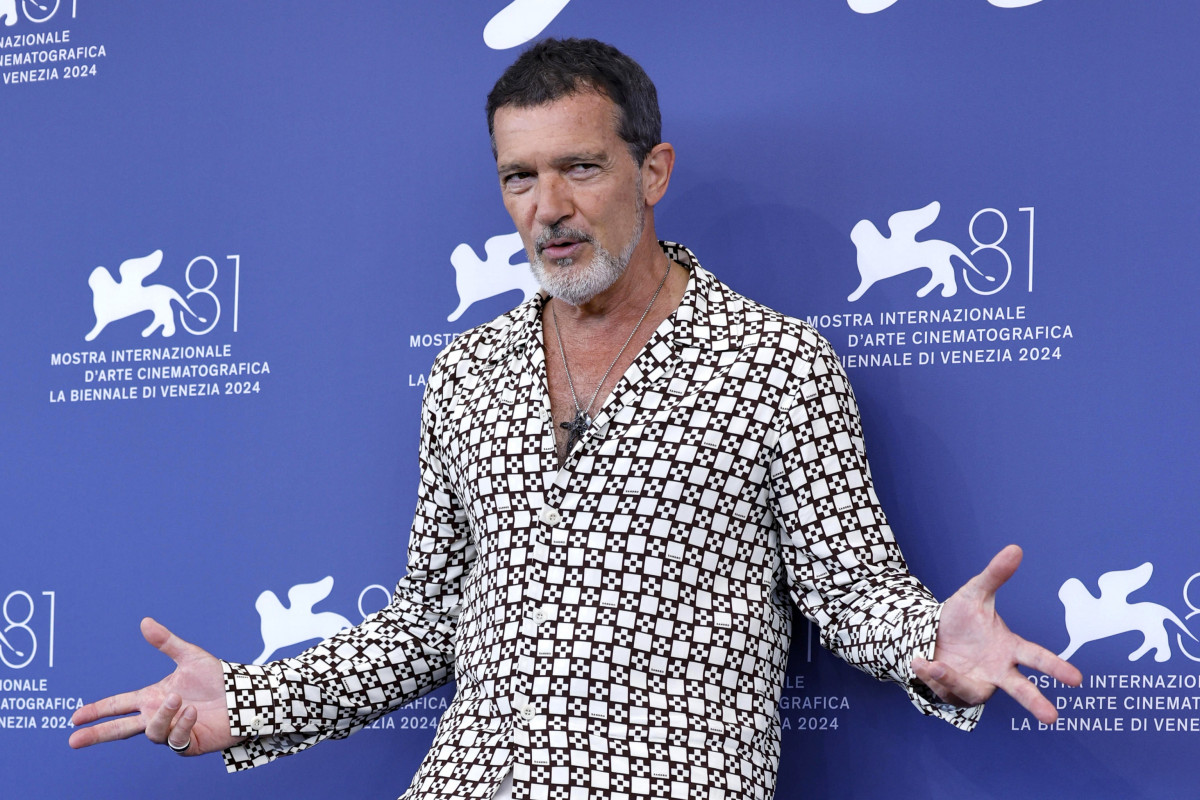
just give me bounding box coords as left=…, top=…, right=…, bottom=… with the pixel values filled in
left=221, top=243, right=981, bottom=798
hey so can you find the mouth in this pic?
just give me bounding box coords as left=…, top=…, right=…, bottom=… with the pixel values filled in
left=536, top=229, right=592, bottom=262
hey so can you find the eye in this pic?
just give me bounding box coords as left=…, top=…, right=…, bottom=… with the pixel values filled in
left=569, top=163, right=599, bottom=176
left=502, top=171, right=534, bottom=192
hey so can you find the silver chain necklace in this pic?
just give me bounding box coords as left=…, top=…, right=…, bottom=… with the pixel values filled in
left=551, top=260, right=672, bottom=453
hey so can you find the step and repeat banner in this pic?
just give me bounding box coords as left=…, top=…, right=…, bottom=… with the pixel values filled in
left=3, top=1, right=1196, bottom=797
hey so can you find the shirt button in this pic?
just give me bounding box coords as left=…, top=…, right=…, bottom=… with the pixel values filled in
left=532, top=609, right=547, bottom=624
left=518, top=704, right=536, bottom=721
left=539, top=507, right=562, bottom=526
left=250, top=715, right=265, bottom=730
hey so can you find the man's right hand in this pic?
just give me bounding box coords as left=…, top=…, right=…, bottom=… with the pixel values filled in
left=69, top=617, right=242, bottom=756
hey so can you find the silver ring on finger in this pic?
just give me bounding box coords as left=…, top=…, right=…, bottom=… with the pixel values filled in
left=167, top=738, right=191, bottom=754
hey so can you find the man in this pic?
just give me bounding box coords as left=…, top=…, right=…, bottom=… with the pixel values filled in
left=70, top=38, right=1080, bottom=799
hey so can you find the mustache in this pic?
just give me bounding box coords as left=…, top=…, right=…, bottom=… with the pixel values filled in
left=535, top=225, right=594, bottom=253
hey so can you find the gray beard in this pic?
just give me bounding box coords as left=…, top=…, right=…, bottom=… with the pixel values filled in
left=529, top=203, right=645, bottom=307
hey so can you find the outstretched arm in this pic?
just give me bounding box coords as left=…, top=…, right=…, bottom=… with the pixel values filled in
left=913, top=544, right=1082, bottom=723
left=69, top=617, right=241, bottom=756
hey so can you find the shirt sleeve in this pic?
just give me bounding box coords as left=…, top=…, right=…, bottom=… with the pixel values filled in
left=221, top=359, right=477, bottom=770
left=768, top=333, right=982, bottom=730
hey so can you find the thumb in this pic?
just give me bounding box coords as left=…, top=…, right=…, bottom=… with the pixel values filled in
left=970, top=544, right=1023, bottom=597
left=140, top=617, right=194, bottom=664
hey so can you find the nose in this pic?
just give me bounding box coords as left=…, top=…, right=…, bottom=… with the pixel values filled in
left=534, top=173, right=573, bottom=228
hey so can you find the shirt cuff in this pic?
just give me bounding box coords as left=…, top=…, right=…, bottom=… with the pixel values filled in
left=221, top=660, right=284, bottom=772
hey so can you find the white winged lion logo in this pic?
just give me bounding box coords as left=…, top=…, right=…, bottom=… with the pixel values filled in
left=483, top=0, right=572, bottom=50
left=1058, top=563, right=1197, bottom=663
left=847, top=201, right=995, bottom=302
left=849, top=0, right=1042, bottom=12
left=447, top=232, right=539, bottom=323
left=252, top=576, right=353, bottom=665
left=84, top=250, right=207, bottom=341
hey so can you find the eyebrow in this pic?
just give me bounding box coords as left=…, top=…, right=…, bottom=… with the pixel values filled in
left=497, top=151, right=611, bottom=176
left=552, top=151, right=608, bottom=167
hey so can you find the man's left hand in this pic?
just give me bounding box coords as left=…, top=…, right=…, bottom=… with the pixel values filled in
left=913, top=544, right=1082, bottom=723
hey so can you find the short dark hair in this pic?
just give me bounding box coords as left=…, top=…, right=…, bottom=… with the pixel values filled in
left=487, top=38, right=661, bottom=165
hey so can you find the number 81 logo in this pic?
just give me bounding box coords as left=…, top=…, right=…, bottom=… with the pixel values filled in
left=3, top=1, right=78, bottom=25
left=847, top=203, right=1036, bottom=303
left=180, top=255, right=242, bottom=336
left=83, top=252, right=242, bottom=342
left=963, top=207, right=1036, bottom=296
left=0, top=591, right=55, bottom=670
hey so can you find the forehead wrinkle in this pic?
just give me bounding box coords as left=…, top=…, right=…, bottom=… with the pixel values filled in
left=493, top=92, right=625, bottom=169
left=496, top=158, right=528, bottom=175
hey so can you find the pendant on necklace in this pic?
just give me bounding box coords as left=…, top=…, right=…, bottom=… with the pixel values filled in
left=561, top=409, right=590, bottom=453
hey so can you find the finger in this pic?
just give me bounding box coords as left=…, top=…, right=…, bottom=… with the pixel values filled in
left=144, top=692, right=181, bottom=745
left=999, top=670, right=1060, bottom=724
left=68, top=712, right=149, bottom=748
left=1016, top=639, right=1083, bottom=686
left=968, top=544, right=1023, bottom=598
left=140, top=617, right=194, bottom=664
left=166, top=706, right=198, bottom=753
left=913, top=657, right=995, bottom=707
left=71, top=689, right=144, bottom=726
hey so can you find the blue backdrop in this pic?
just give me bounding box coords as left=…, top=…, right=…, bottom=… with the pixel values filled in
left=3, top=1, right=1197, bottom=797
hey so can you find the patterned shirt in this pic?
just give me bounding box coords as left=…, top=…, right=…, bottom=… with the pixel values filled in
left=221, top=243, right=981, bottom=798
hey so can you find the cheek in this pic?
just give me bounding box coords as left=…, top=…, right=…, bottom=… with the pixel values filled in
left=519, top=233, right=539, bottom=263
left=503, top=199, right=543, bottom=250
left=503, top=195, right=535, bottom=230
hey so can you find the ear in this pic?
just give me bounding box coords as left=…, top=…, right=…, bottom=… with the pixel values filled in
left=640, top=142, right=676, bottom=207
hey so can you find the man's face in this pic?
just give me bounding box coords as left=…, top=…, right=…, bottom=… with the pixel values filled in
left=492, top=91, right=647, bottom=306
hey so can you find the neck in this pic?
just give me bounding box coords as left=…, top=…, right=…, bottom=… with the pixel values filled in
left=541, top=236, right=689, bottom=464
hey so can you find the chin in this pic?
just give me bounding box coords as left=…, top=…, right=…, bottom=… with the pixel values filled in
left=531, top=247, right=626, bottom=307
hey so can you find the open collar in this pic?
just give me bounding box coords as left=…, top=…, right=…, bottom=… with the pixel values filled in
left=486, top=240, right=746, bottom=367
